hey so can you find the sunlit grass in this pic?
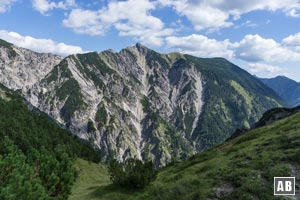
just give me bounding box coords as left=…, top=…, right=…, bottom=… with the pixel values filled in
left=70, top=113, right=300, bottom=200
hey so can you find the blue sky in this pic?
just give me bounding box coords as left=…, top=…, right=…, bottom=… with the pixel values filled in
left=1, top=0, right=300, bottom=81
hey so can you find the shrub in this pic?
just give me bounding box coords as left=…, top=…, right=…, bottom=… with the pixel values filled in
left=108, top=158, right=157, bottom=189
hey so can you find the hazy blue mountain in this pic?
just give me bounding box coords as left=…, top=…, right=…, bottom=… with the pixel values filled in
left=259, top=76, right=300, bottom=106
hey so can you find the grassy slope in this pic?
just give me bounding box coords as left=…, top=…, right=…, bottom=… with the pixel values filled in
left=70, top=159, right=111, bottom=200
left=70, top=112, right=300, bottom=200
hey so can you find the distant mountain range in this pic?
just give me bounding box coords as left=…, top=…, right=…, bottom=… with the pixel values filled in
left=0, top=38, right=283, bottom=166
left=259, top=76, right=300, bottom=107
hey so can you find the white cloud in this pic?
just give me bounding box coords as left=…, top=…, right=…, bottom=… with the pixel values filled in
left=32, top=0, right=76, bottom=15
left=246, top=63, right=287, bottom=78
left=282, top=33, right=300, bottom=53
left=158, top=0, right=300, bottom=31
left=0, top=0, right=16, bottom=13
left=166, top=34, right=233, bottom=58
left=234, top=34, right=300, bottom=62
left=282, top=33, right=300, bottom=46
left=63, top=9, right=106, bottom=35
left=0, top=30, right=83, bottom=56
left=61, top=1, right=300, bottom=46
left=63, top=0, right=173, bottom=46
left=165, top=32, right=300, bottom=79
left=241, top=20, right=257, bottom=27
left=234, top=20, right=257, bottom=29
left=286, top=8, right=300, bottom=17
left=166, top=33, right=300, bottom=63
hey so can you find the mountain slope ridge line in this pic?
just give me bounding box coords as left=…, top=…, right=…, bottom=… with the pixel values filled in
left=0, top=39, right=283, bottom=166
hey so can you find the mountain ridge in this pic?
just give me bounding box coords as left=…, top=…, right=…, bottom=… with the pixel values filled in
left=0, top=38, right=283, bottom=165
left=259, top=75, right=300, bottom=106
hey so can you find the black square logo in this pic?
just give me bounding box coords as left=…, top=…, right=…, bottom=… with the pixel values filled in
left=274, top=177, right=295, bottom=195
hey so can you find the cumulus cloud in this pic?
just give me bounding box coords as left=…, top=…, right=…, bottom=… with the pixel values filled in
left=286, top=7, right=300, bottom=17
left=0, top=30, right=83, bottom=56
left=63, top=9, right=105, bottom=35
left=282, top=33, right=300, bottom=46
left=0, top=0, right=16, bottom=13
left=61, top=1, right=300, bottom=45
left=32, top=0, right=76, bottom=15
left=165, top=32, right=300, bottom=78
left=233, top=34, right=299, bottom=62
left=158, top=0, right=300, bottom=31
left=282, top=33, right=300, bottom=54
left=63, top=0, right=173, bottom=46
left=166, top=34, right=233, bottom=58
left=247, top=63, right=287, bottom=78
left=166, top=33, right=300, bottom=63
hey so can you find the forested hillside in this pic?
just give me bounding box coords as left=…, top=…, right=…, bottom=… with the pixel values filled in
left=0, top=84, right=100, bottom=199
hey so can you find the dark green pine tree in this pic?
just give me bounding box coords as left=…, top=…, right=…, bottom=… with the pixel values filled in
left=0, top=136, right=48, bottom=200
left=30, top=145, right=76, bottom=199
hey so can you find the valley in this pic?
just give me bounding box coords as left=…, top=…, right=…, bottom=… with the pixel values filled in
left=0, top=38, right=298, bottom=200
left=69, top=109, right=300, bottom=200
left=1, top=1, right=300, bottom=199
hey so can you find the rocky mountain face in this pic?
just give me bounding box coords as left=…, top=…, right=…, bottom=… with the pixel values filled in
left=0, top=39, right=62, bottom=91
left=0, top=39, right=283, bottom=166
left=259, top=76, right=300, bottom=106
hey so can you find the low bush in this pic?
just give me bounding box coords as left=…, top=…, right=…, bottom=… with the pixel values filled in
left=108, top=158, right=157, bottom=189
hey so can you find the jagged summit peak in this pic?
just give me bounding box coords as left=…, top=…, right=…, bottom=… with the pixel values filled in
left=116, top=43, right=152, bottom=58
left=135, top=42, right=147, bottom=48
left=106, top=48, right=115, bottom=53
left=133, top=42, right=151, bottom=52
left=125, top=42, right=151, bottom=53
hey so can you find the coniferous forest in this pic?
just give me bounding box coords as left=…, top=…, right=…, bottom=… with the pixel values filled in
left=0, top=85, right=100, bottom=199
